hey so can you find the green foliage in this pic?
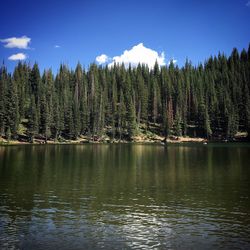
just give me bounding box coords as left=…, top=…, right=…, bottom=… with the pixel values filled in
left=173, top=108, right=182, bottom=136
left=28, top=95, right=38, bottom=142
left=0, top=45, right=249, bottom=141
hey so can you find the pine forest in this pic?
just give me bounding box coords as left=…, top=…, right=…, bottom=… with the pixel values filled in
left=0, top=46, right=250, bottom=143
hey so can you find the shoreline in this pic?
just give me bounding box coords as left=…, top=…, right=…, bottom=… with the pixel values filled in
left=0, top=134, right=248, bottom=146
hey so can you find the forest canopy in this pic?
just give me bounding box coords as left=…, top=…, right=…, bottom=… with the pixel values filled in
left=0, top=45, right=250, bottom=142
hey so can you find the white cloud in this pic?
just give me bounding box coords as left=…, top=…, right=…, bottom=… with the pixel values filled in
left=8, top=53, right=27, bottom=61
left=54, top=45, right=61, bottom=48
left=247, top=1, right=250, bottom=7
left=0, top=36, right=31, bottom=49
left=108, top=43, right=166, bottom=69
left=96, top=54, right=109, bottom=64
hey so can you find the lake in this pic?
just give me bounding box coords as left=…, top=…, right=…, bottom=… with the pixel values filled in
left=0, top=144, right=250, bottom=249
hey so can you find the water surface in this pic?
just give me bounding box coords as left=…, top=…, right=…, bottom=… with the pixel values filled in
left=0, top=144, right=250, bottom=249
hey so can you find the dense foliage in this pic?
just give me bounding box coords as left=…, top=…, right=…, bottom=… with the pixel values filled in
left=0, top=46, right=250, bottom=142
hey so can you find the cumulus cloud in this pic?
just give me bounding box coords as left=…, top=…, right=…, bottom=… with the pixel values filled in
left=54, top=45, right=61, bottom=48
left=108, top=43, right=165, bottom=68
left=0, top=36, right=31, bottom=49
left=8, top=53, right=27, bottom=61
left=96, top=54, right=109, bottom=64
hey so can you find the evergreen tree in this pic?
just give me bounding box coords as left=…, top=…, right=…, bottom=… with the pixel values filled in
left=5, top=77, right=19, bottom=138
left=173, top=107, right=182, bottom=136
left=28, top=95, right=38, bottom=142
left=29, top=63, right=41, bottom=104
left=0, top=65, right=7, bottom=136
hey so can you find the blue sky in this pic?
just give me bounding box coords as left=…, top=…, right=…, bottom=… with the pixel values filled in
left=1, top=0, right=250, bottom=72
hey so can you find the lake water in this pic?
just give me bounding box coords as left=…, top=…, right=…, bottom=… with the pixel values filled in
left=0, top=144, right=250, bottom=249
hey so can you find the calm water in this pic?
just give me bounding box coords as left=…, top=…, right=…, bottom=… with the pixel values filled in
left=0, top=144, right=250, bottom=249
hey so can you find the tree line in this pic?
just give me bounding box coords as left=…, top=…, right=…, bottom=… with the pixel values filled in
left=0, top=45, right=250, bottom=142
